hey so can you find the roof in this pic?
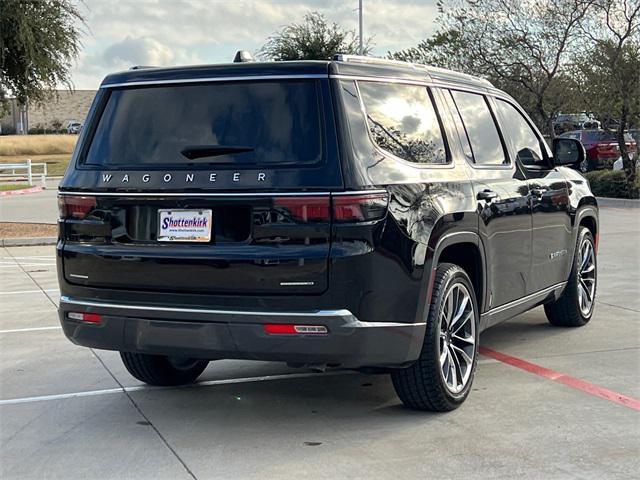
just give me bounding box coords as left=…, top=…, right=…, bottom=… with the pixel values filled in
left=100, top=55, right=493, bottom=91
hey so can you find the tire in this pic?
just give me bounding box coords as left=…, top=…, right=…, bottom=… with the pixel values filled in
left=544, top=227, right=597, bottom=327
left=120, top=352, right=209, bottom=386
left=391, top=263, right=479, bottom=412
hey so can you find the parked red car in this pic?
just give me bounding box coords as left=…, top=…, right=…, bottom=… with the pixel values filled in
left=560, top=130, right=637, bottom=172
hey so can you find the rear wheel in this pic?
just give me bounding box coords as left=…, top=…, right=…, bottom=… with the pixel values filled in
left=120, top=352, right=209, bottom=386
left=391, top=263, right=479, bottom=412
left=544, top=227, right=597, bottom=327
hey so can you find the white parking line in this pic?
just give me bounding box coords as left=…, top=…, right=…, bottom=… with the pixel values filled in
left=0, top=371, right=352, bottom=406
left=0, top=288, right=59, bottom=295
left=0, top=326, right=62, bottom=334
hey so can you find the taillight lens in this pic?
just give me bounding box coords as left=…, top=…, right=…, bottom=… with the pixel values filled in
left=58, top=196, right=97, bottom=219
left=67, top=312, right=103, bottom=324
left=332, top=192, right=388, bottom=222
left=273, top=196, right=330, bottom=222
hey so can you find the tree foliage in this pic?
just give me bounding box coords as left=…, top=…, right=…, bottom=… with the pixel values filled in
left=259, top=12, right=372, bottom=61
left=391, top=0, right=593, bottom=138
left=0, top=0, right=84, bottom=107
left=576, top=0, right=640, bottom=184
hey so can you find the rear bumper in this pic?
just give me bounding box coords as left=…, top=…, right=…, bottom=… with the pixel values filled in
left=58, top=296, right=425, bottom=368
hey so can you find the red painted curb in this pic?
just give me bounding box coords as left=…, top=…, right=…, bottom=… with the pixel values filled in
left=480, top=346, right=640, bottom=411
left=0, top=186, right=44, bottom=197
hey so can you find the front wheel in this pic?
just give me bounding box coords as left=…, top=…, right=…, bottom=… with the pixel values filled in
left=120, top=352, right=209, bottom=386
left=544, top=227, right=597, bottom=327
left=391, top=263, right=479, bottom=412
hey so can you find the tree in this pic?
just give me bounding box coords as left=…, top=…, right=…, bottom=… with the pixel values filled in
left=577, top=0, right=640, bottom=186
left=259, top=12, right=373, bottom=61
left=390, top=0, right=594, bottom=137
left=0, top=0, right=84, bottom=109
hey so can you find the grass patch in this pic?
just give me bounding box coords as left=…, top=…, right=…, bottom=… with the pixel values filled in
left=0, top=183, right=30, bottom=192
left=0, top=154, right=71, bottom=176
left=0, top=134, right=77, bottom=156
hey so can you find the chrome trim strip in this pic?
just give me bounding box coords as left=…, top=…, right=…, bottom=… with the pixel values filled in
left=60, top=296, right=425, bottom=328
left=101, top=74, right=328, bottom=89
left=60, top=296, right=353, bottom=318
left=57, top=190, right=387, bottom=197
left=484, top=282, right=567, bottom=316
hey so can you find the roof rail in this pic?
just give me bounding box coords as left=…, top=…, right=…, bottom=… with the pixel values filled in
left=332, top=54, right=493, bottom=87
left=129, top=65, right=158, bottom=70
left=333, top=54, right=430, bottom=72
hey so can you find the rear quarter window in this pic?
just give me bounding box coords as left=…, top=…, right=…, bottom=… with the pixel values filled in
left=82, top=80, right=323, bottom=169
left=357, top=81, right=448, bottom=165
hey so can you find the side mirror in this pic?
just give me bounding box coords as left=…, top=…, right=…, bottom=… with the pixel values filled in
left=552, top=137, right=585, bottom=167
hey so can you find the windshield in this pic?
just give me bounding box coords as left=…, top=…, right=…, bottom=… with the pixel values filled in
left=83, top=80, right=323, bottom=168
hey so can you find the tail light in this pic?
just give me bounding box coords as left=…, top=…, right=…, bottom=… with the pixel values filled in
left=264, top=324, right=328, bottom=335
left=273, top=196, right=330, bottom=222
left=58, top=195, right=97, bottom=220
left=273, top=191, right=388, bottom=223
left=67, top=312, right=103, bottom=324
left=332, top=192, right=388, bottom=222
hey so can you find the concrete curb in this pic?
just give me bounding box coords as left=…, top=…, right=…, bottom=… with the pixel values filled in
left=1, top=237, right=57, bottom=247
left=0, top=186, right=44, bottom=197
left=597, top=197, right=640, bottom=208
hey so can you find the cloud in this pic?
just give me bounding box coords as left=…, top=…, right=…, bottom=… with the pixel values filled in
left=100, top=36, right=175, bottom=67
left=68, top=0, right=440, bottom=89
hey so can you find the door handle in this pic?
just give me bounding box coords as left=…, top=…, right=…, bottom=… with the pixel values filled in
left=477, top=189, right=498, bottom=202
left=531, top=188, right=548, bottom=197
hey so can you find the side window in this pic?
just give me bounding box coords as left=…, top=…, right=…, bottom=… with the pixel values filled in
left=450, top=90, right=507, bottom=166
left=358, top=81, right=448, bottom=165
left=494, top=99, right=547, bottom=167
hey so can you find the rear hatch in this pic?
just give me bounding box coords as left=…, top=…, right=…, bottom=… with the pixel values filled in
left=59, top=73, right=344, bottom=295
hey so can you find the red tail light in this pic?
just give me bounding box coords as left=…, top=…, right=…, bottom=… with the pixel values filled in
left=273, top=196, right=330, bottom=222
left=58, top=196, right=97, bottom=219
left=67, top=312, right=103, bottom=324
left=332, top=192, right=388, bottom=222
left=264, top=324, right=328, bottom=335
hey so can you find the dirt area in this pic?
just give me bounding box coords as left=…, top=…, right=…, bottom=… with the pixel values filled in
left=0, top=222, right=57, bottom=238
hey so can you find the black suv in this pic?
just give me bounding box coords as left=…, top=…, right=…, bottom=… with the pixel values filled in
left=57, top=55, right=598, bottom=411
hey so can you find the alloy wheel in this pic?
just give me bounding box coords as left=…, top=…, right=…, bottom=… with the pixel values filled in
left=438, top=283, right=476, bottom=394
left=577, top=238, right=596, bottom=316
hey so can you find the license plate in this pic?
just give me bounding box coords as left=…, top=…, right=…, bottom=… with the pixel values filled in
left=158, top=209, right=212, bottom=242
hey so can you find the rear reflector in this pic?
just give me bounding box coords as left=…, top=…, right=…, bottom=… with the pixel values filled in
left=332, top=192, right=388, bottom=222
left=68, top=312, right=103, bottom=324
left=264, top=324, right=328, bottom=335
left=58, top=196, right=97, bottom=220
left=273, top=196, right=330, bottom=222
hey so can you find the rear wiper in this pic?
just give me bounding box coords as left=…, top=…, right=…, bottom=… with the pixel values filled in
left=180, top=145, right=254, bottom=160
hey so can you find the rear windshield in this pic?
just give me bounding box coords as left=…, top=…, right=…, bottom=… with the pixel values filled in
left=83, top=80, right=323, bottom=168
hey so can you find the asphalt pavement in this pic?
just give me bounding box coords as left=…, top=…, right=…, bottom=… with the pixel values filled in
left=0, top=207, right=638, bottom=479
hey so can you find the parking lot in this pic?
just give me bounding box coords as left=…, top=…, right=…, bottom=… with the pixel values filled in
left=0, top=206, right=638, bottom=479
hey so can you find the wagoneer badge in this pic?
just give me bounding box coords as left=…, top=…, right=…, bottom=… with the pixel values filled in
left=101, top=172, right=268, bottom=183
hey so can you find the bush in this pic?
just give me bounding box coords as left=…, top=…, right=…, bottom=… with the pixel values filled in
left=585, top=170, right=640, bottom=199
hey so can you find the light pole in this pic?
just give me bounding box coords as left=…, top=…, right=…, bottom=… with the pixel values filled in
left=359, top=0, right=364, bottom=55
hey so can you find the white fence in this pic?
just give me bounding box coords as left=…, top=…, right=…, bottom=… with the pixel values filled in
left=0, top=159, right=48, bottom=187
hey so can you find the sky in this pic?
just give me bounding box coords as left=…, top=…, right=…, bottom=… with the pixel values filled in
left=69, top=0, right=440, bottom=89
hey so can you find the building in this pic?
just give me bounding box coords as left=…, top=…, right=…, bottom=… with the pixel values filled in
left=0, top=90, right=96, bottom=134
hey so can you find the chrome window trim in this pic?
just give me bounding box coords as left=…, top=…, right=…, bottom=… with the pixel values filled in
left=57, top=189, right=387, bottom=197
left=101, top=74, right=329, bottom=89
left=330, top=74, right=490, bottom=97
